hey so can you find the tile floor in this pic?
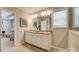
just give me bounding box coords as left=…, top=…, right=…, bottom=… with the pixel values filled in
left=2, top=37, right=67, bottom=52
left=1, top=37, right=16, bottom=52
left=1, top=37, right=46, bottom=52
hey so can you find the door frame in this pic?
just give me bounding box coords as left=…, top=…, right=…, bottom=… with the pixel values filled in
left=0, top=8, right=2, bottom=51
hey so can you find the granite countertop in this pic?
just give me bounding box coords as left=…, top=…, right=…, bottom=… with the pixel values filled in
left=25, top=30, right=52, bottom=35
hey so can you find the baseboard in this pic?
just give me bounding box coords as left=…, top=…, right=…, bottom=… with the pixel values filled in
left=67, top=48, right=77, bottom=52
left=25, top=42, right=48, bottom=51
left=15, top=42, right=25, bottom=47
left=51, top=46, right=67, bottom=51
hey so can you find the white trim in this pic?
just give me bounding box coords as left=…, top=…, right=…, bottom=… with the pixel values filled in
left=72, top=7, right=75, bottom=28
left=0, top=8, right=3, bottom=51
left=73, top=7, right=79, bottom=28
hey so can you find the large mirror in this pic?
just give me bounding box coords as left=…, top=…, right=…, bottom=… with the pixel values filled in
left=73, top=7, right=79, bottom=31
left=31, top=9, right=52, bottom=31
left=31, top=16, right=51, bottom=31
left=31, top=18, right=38, bottom=30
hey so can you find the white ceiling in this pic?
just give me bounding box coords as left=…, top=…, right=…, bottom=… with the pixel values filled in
left=17, top=7, right=47, bottom=14
left=17, top=7, right=65, bottom=14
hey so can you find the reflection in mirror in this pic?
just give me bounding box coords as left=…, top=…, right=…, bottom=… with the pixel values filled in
left=31, top=18, right=38, bottom=30
left=40, top=17, right=50, bottom=31
left=41, top=20, right=47, bottom=31
left=73, top=7, right=79, bottom=31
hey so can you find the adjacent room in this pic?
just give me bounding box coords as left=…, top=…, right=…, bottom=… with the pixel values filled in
left=1, top=9, right=15, bottom=52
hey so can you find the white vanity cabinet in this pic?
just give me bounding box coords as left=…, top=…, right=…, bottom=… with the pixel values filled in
left=25, top=31, right=52, bottom=51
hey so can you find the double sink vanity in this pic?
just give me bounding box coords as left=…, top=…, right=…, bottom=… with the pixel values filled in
left=24, top=9, right=52, bottom=51
left=25, top=31, right=52, bottom=51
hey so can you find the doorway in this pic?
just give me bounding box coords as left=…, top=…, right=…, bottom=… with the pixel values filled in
left=1, top=9, right=16, bottom=52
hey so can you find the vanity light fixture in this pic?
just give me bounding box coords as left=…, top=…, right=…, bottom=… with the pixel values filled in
left=41, top=12, right=44, bottom=16
left=40, top=10, right=52, bottom=16
left=30, top=9, right=53, bottom=18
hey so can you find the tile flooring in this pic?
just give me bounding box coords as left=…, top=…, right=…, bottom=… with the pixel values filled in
left=1, top=37, right=16, bottom=52
left=2, top=37, right=67, bottom=52
left=1, top=37, right=46, bottom=52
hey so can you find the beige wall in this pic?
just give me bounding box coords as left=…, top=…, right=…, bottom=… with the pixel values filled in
left=2, top=8, right=29, bottom=46
left=51, top=8, right=69, bottom=50
left=52, top=28, right=68, bottom=49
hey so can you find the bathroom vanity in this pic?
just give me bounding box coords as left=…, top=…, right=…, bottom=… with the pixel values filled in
left=25, top=9, right=52, bottom=51
left=25, top=31, right=52, bottom=51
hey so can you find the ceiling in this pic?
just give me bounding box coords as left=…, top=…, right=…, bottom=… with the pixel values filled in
left=17, top=7, right=47, bottom=14
left=2, top=11, right=14, bottom=20
left=17, top=7, right=66, bottom=14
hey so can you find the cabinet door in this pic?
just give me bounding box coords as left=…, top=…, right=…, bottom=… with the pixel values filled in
left=25, top=33, right=32, bottom=43
left=35, top=34, right=51, bottom=50
left=25, top=32, right=37, bottom=45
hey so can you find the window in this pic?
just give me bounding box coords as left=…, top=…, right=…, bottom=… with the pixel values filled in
left=53, top=10, right=67, bottom=27
left=74, top=8, right=79, bottom=27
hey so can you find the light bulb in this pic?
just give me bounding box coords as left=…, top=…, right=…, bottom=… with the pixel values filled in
left=43, top=11, right=47, bottom=16
left=41, top=12, right=44, bottom=16
left=47, top=10, right=51, bottom=15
